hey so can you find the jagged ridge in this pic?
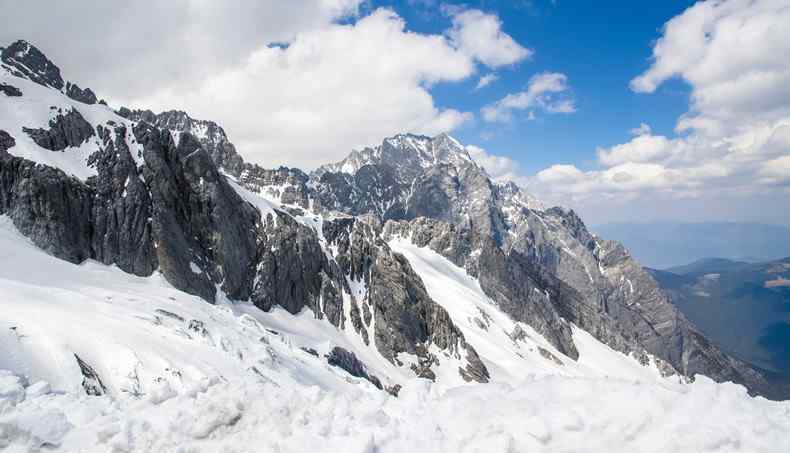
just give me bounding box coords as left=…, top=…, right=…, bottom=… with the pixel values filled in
left=0, top=39, right=779, bottom=398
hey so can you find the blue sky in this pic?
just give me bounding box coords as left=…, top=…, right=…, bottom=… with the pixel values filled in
left=371, top=0, right=696, bottom=175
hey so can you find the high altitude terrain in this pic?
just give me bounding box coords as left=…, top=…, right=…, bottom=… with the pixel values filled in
left=650, top=258, right=790, bottom=382
left=1, top=40, right=789, bottom=452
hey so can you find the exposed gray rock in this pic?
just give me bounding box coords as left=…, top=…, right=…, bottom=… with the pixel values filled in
left=326, top=346, right=383, bottom=389
left=74, top=354, right=106, bottom=396
left=22, top=107, right=95, bottom=151
left=117, top=107, right=313, bottom=208
left=65, top=81, right=97, bottom=104
left=1, top=40, right=778, bottom=397
left=1, top=40, right=65, bottom=90
left=250, top=211, right=345, bottom=323
left=0, top=154, right=94, bottom=263
left=0, top=130, right=15, bottom=152
left=0, top=82, right=22, bottom=97
left=538, top=346, right=564, bottom=365
left=136, top=123, right=260, bottom=302
left=301, top=347, right=319, bottom=357
left=323, top=216, right=489, bottom=382
left=1, top=40, right=98, bottom=104
left=88, top=124, right=156, bottom=276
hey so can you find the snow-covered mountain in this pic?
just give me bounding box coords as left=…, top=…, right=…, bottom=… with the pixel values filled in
left=2, top=40, right=790, bottom=451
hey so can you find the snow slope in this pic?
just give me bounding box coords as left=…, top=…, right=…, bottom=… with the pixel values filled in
left=2, top=216, right=790, bottom=452
left=0, top=68, right=139, bottom=180
left=388, top=237, right=672, bottom=385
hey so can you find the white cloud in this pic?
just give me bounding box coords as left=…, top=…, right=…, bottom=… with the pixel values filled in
left=758, top=155, right=790, bottom=185
left=482, top=72, right=576, bottom=122
left=466, top=145, right=527, bottom=185
left=629, top=0, right=790, bottom=134
left=447, top=9, right=532, bottom=68
left=596, top=132, right=676, bottom=167
left=629, top=123, right=652, bottom=136
left=0, top=0, right=364, bottom=101
left=527, top=0, right=790, bottom=224
left=0, top=3, right=529, bottom=169
left=475, top=73, right=499, bottom=90
left=128, top=8, right=488, bottom=168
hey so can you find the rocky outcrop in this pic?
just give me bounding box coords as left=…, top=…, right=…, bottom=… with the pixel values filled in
left=0, top=154, right=94, bottom=263
left=1, top=40, right=97, bottom=104
left=595, top=239, right=766, bottom=390
left=250, top=212, right=345, bottom=324
left=0, top=119, right=156, bottom=274
left=1, top=39, right=777, bottom=397
left=1, top=40, right=65, bottom=91
left=22, top=108, right=95, bottom=151
left=65, top=82, right=97, bottom=105
left=326, top=346, right=383, bottom=389
left=88, top=124, right=156, bottom=276
left=74, top=354, right=106, bottom=396
left=117, top=108, right=312, bottom=208
left=325, top=217, right=489, bottom=382
left=0, top=82, right=22, bottom=97
left=0, top=130, right=15, bottom=152
left=135, top=123, right=260, bottom=301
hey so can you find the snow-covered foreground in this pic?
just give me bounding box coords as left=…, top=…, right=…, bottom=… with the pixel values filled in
left=2, top=216, right=790, bottom=452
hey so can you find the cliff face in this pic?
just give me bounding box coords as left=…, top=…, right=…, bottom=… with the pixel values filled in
left=0, top=41, right=487, bottom=385
left=0, top=39, right=774, bottom=397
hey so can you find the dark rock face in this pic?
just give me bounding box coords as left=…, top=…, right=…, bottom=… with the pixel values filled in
left=322, top=217, right=489, bottom=382
left=0, top=82, right=22, bottom=97
left=74, top=354, right=106, bottom=396
left=66, top=82, right=97, bottom=104
left=22, top=108, right=95, bottom=151
left=1, top=40, right=777, bottom=396
left=1, top=40, right=97, bottom=104
left=2, top=40, right=65, bottom=90
left=88, top=124, right=156, bottom=276
left=136, top=124, right=260, bottom=302
left=595, top=239, right=767, bottom=391
left=0, top=40, right=96, bottom=104
left=251, top=211, right=345, bottom=322
left=0, top=154, right=94, bottom=263
left=326, top=346, right=383, bottom=389
left=0, top=130, right=15, bottom=152
left=117, top=108, right=313, bottom=209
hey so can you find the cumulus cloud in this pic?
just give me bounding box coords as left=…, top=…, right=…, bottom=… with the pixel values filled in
left=447, top=9, right=532, bottom=68
left=528, top=0, right=790, bottom=224
left=0, top=0, right=364, bottom=101
left=466, top=145, right=528, bottom=185
left=0, top=2, right=527, bottom=169
left=475, top=73, right=499, bottom=90
left=482, top=72, right=576, bottom=122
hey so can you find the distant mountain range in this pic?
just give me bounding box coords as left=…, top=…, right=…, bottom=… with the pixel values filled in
left=648, top=257, right=790, bottom=382
left=593, top=222, right=790, bottom=269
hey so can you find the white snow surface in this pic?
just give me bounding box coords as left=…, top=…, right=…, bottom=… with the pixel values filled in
left=2, top=220, right=790, bottom=452
left=0, top=67, right=139, bottom=180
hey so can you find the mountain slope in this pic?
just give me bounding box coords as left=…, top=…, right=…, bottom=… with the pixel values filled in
left=2, top=39, right=790, bottom=451
left=1, top=39, right=775, bottom=396
left=649, top=258, right=790, bottom=377
left=3, top=214, right=790, bottom=452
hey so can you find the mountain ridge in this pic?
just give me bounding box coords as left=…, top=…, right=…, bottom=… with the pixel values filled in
left=0, top=39, right=781, bottom=400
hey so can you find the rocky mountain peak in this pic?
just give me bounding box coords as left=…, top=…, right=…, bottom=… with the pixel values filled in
left=317, top=132, right=475, bottom=179
left=1, top=39, right=97, bottom=104
left=0, top=37, right=780, bottom=399
left=1, top=40, right=64, bottom=90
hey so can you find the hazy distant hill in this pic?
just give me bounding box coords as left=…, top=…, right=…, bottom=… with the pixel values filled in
left=593, top=222, right=790, bottom=269
left=648, top=257, right=790, bottom=375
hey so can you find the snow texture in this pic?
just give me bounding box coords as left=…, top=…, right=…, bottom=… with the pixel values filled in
left=2, top=217, right=790, bottom=452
